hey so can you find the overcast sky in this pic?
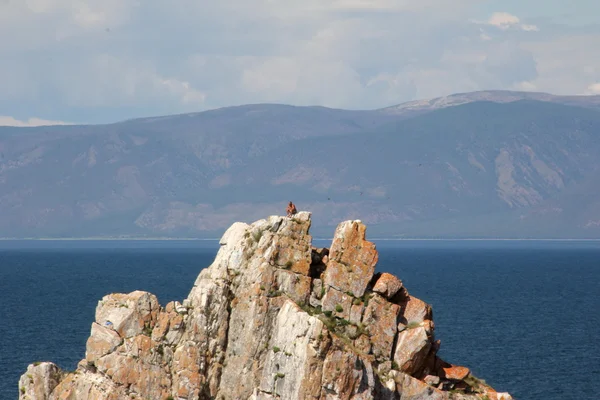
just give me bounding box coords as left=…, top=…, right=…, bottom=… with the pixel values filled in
left=1, top=0, right=599, bottom=126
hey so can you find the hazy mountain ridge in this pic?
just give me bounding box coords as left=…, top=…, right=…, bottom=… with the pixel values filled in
left=382, top=90, right=600, bottom=115
left=225, top=100, right=600, bottom=237
left=1, top=91, right=600, bottom=238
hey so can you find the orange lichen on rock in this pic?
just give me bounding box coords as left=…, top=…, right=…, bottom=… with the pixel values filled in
left=322, top=220, right=378, bottom=297
left=373, top=272, right=404, bottom=299
left=442, top=365, right=471, bottom=381
left=19, top=212, right=512, bottom=400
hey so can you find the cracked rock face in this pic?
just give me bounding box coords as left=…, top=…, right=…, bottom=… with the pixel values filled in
left=323, top=220, right=378, bottom=298
left=19, top=211, right=512, bottom=400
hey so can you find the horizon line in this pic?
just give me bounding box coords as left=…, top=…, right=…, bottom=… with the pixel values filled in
left=2, top=237, right=600, bottom=242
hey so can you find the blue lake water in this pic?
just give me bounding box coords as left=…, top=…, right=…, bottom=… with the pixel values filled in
left=1, top=240, right=599, bottom=399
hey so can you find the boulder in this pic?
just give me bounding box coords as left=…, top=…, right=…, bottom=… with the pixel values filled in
left=95, top=291, right=160, bottom=339
left=393, top=372, right=449, bottom=400
left=399, top=295, right=432, bottom=326
left=424, top=375, right=440, bottom=386
left=373, top=273, right=403, bottom=299
left=322, top=220, right=378, bottom=297
left=18, top=362, right=63, bottom=400
left=442, top=365, right=470, bottom=381
left=85, top=322, right=122, bottom=362
left=393, top=326, right=431, bottom=375
left=361, top=294, right=400, bottom=361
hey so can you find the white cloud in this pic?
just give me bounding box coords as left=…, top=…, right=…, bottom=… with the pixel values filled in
left=0, top=1, right=596, bottom=122
left=475, top=12, right=539, bottom=32
left=56, top=54, right=206, bottom=108
left=521, top=24, right=540, bottom=32
left=519, top=34, right=600, bottom=95
left=479, top=28, right=492, bottom=41
left=488, top=12, right=521, bottom=30
left=586, top=83, right=600, bottom=94
left=0, top=116, right=73, bottom=127
left=241, top=56, right=364, bottom=107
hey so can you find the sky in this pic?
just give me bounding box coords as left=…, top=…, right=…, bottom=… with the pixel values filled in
left=0, top=0, right=599, bottom=126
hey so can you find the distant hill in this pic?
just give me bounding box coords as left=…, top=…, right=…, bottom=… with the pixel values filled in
left=1, top=91, right=600, bottom=238
left=382, top=90, right=600, bottom=116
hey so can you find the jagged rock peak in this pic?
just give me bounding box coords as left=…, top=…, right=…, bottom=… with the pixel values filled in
left=19, top=212, right=513, bottom=400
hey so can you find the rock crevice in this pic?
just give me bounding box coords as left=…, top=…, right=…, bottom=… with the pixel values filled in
left=19, top=212, right=513, bottom=400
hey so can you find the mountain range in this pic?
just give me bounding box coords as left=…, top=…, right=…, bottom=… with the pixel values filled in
left=2, top=90, right=600, bottom=239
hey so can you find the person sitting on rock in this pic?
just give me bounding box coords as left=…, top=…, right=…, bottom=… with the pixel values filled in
left=286, top=201, right=297, bottom=217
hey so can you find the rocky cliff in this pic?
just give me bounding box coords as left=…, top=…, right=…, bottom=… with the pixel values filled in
left=19, top=213, right=513, bottom=400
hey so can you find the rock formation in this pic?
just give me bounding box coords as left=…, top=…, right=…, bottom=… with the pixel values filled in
left=19, top=212, right=513, bottom=400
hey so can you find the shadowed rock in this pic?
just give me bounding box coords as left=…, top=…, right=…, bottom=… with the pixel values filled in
left=373, top=272, right=403, bottom=299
